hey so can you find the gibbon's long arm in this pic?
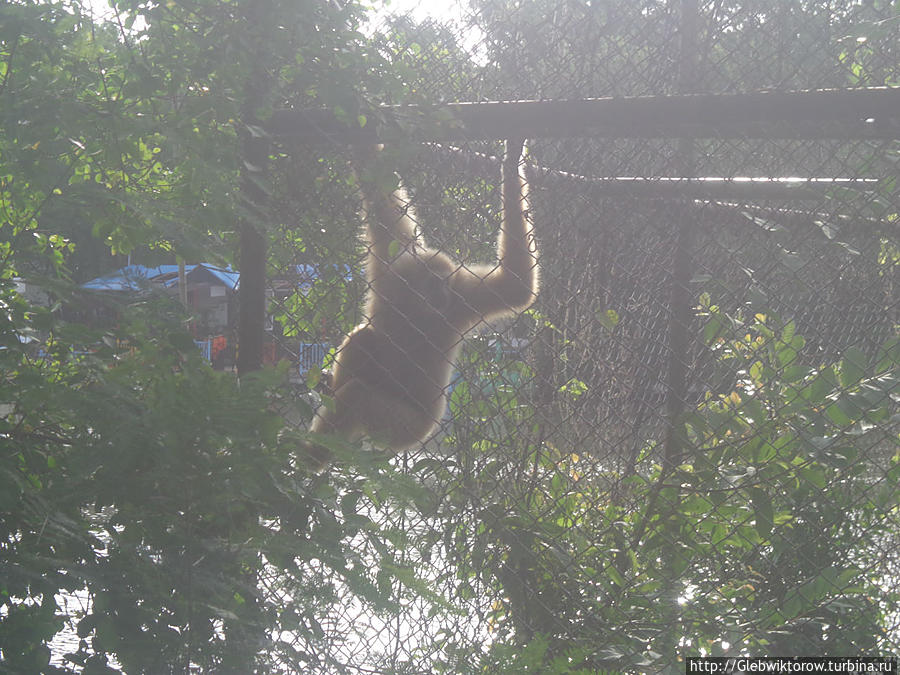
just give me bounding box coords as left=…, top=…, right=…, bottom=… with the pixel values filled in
left=353, top=147, right=421, bottom=283
left=363, top=184, right=419, bottom=257
left=450, top=138, right=539, bottom=324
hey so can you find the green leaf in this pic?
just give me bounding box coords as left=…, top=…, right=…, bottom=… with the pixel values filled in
left=839, top=347, right=867, bottom=387
left=799, top=466, right=827, bottom=489
left=825, top=402, right=853, bottom=428
left=875, top=337, right=900, bottom=372
left=776, top=345, right=799, bottom=369
left=748, top=488, right=773, bottom=538
left=800, top=367, right=836, bottom=406
left=305, top=364, right=322, bottom=390
left=782, top=364, right=809, bottom=383
left=703, top=312, right=723, bottom=343
left=781, top=319, right=796, bottom=343
left=606, top=563, right=626, bottom=587
left=596, top=308, right=619, bottom=332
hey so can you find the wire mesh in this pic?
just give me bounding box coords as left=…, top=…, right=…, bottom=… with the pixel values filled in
left=260, top=1, right=899, bottom=671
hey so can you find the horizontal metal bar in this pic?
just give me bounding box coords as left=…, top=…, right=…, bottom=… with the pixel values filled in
left=266, top=88, right=900, bottom=143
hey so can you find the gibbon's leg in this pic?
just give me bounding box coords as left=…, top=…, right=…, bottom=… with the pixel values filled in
left=306, top=373, right=365, bottom=469
left=306, top=326, right=376, bottom=468
left=332, top=327, right=440, bottom=443
left=309, top=374, right=437, bottom=468
left=306, top=325, right=438, bottom=468
left=352, top=384, right=438, bottom=451
left=450, top=138, right=539, bottom=324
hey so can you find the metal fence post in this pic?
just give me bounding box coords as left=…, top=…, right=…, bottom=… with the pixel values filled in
left=236, top=127, right=269, bottom=377
left=662, top=0, right=700, bottom=470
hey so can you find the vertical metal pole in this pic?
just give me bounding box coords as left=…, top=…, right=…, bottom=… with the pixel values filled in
left=236, top=127, right=268, bottom=376
left=662, top=0, right=700, bottom=470
left=223, top=5, right=270, bottom=670
left=177, top=257, right=188, bottom=308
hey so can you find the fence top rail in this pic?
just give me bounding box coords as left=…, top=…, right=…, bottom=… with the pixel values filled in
left=266, top=88, right=900, bottom=144
left=426, top=143, right=887, bottom=201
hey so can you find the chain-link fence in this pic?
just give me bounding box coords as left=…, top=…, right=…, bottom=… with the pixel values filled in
left=247, top=1, right=900, bottom=671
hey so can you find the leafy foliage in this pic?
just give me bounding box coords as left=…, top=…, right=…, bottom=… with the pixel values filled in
left=2, top=0, right=899, bottom=672
left=437, top=307, right=898, bottom=672
left=0, top=0, right=412, bottom=671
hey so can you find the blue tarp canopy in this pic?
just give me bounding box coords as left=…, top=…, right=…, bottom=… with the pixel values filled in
left=295, top=264, right=352, bottom=287
left=82, top=264, right=240, bottom=292
left=83, top=263, right=350, bottom=294
left=155, top=264, right=240, bottom=290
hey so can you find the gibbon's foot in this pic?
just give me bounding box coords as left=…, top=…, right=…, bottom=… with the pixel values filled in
left=278, top=426, right=331, bottom=474
left=301, top=440, right=331, bottom=474
left=350, top=142, right=384, bottom=165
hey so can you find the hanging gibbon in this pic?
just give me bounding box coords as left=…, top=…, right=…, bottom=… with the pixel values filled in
left=305, top=138, right=538, bottom=469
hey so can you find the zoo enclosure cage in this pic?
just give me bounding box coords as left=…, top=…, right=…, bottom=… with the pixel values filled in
left=241, top=1, right=899, bottom=671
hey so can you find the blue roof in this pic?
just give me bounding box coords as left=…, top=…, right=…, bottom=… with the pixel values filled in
left=205, top=266, right=240, bottom=289
left=82, top=265, right=168, bottom=292
left=82, top=264, right=240, bottom=292
left=155, top=264, right=240, bottom=290
left=82, top=263, right=349, bottom=293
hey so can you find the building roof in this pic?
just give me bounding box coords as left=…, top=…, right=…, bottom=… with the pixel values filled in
left=83, top=263, right=351, bottom=295
left=82, top=264, right=240, bottom=292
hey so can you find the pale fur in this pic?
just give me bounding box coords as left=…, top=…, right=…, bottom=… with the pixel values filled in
left=306, top=140, right=538, bottom=468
